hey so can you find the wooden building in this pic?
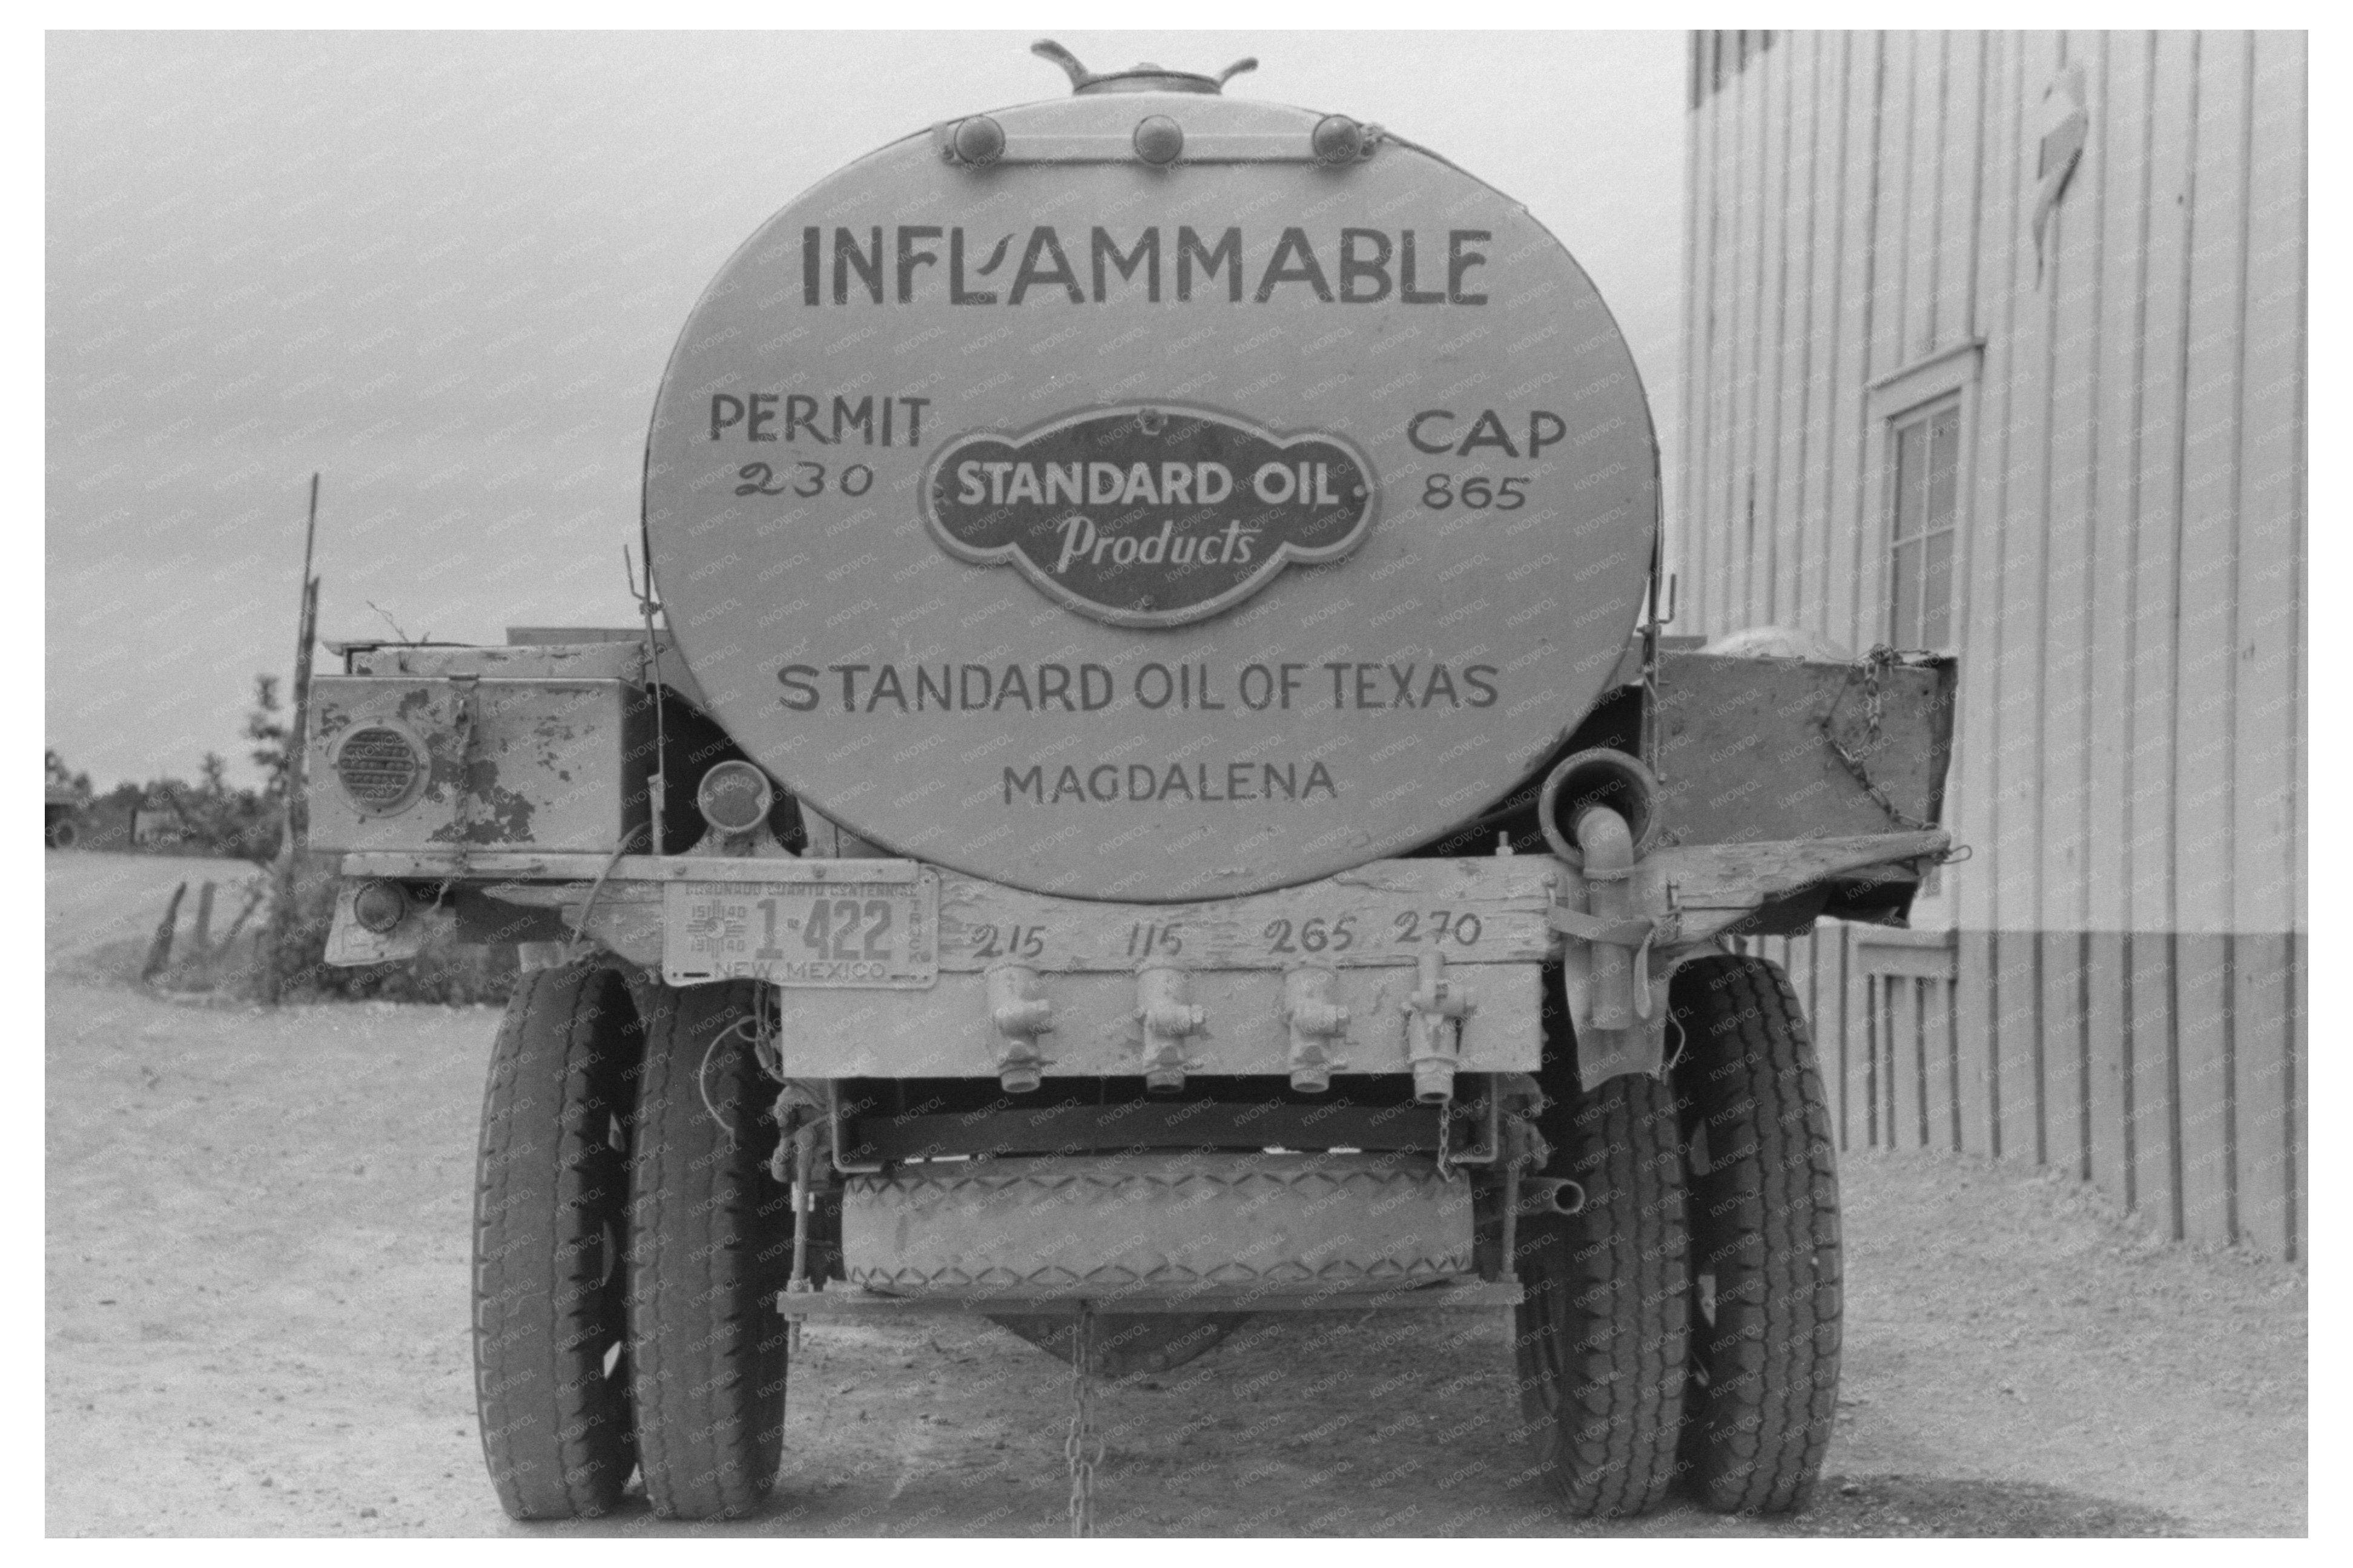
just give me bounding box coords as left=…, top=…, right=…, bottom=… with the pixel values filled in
left=1678, top=30, right=2306, bottom=1257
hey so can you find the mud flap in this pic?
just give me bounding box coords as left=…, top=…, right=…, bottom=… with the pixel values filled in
left=1557, top=935, right=1694, bottom=1083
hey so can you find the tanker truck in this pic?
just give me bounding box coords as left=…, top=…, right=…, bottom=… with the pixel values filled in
left=306, top=42, right=1955, bottom=1527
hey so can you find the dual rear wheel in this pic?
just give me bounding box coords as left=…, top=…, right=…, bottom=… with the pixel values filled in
left=472, top=966, right=786, bottom=1521
left=475, top=950, right=1837, bottom=1524
left=1516, top=952, right=1843, bottom=1518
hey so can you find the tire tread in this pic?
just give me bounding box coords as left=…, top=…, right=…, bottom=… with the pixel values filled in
left=1674, top=953, right=1842, bottom=1514
left=472, top=963, right=636, bottom=1520
left=1517, top=1070, right=1689, bottom=1518
left=624, top=978, right=788, bottom=1521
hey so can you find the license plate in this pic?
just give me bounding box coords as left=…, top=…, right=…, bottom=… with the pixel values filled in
left=662, top=874, right=939, bottom=988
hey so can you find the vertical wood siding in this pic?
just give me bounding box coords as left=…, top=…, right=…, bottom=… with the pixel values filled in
left=1685, top=31, right=2305, bottom=1257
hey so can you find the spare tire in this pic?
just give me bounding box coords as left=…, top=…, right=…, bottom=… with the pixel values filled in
left=842, top=1151, right=1471, bottom=1297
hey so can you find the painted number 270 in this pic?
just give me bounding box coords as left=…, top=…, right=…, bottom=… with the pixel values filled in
left=1393, top=909, right=1483, bottom=946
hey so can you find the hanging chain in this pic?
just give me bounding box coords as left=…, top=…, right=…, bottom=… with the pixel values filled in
left=1823, top=645, right=1935, bottom=831
left=1064, top=1304, right=1101, bottom=1537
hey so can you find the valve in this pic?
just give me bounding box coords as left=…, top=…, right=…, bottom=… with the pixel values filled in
left=985, top=964, right=1054, bottom=1093
left=1403, top=950, right=1476, bottom=1105
left=1135, top=966, right=1205, bottom=1095
left=1281, top=966, right=1350, bottom=1093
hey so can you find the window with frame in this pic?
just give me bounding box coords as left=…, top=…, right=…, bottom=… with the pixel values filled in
left=1887, top=398, right=1960, bottom=650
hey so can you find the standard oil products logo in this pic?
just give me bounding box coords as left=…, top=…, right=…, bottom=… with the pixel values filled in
left=922, top=406, right=1377, bottom=628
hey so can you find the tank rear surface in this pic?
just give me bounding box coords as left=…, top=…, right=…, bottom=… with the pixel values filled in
left=644, top=84, right=1660, bottom=900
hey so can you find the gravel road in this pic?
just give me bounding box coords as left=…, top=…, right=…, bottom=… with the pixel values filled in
left=46, top=852, right=2306, bottom=1536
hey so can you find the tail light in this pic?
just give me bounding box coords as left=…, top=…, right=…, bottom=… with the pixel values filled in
left=696, top=760, right=773, bottom=835
left=351, top=880, right=408, bottom=933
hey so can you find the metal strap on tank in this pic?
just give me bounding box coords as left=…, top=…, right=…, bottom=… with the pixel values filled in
left=444, top=672, right=480, bottom=863
left=1546, top=904, right=1662, bottom=1020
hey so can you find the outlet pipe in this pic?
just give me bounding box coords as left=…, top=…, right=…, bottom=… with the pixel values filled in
left=1575, top=805, right=1638, bottom=1030
left=1539, top=748, right=1662, bottom=1030
left=1536, top=748, right=1661, bottom=869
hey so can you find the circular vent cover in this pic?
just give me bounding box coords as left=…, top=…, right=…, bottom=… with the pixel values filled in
left=333, top=723, right=426, bottom=814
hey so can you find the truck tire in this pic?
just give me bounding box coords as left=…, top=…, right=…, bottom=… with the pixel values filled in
left=471, top=961, right=639, bottom=1520
left=1514, top=1069, right=1690, bottom=1518
left=1669, top=954, right=1842, bottom=1514
left=48, top=817, right=78, bottom=849
left=623, top=978, right=790, bottom=1520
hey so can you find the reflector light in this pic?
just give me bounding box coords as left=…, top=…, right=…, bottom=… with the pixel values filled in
left=334, top=724, right=425, bottom=814
left=696, top=760, right=773, bottom=835
left=352, top=880, right=407, bottom=934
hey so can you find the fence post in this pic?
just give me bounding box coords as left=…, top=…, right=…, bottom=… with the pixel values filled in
left=142, top=881, right=188, bottom=984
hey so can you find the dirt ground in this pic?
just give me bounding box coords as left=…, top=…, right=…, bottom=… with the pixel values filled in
left=47, top=851, right=2306, bottom=1537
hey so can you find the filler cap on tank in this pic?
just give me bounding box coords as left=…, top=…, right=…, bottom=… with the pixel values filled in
left=1031, top=38, right=1258, bottom=96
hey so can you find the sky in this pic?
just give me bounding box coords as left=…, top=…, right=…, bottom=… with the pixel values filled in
left=45, top=29, right=1688, bottom=790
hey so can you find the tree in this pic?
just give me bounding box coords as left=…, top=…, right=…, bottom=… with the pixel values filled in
left=154, top=749, right=278, bottom=868
left=44, top=748, right=91, bottom=798
left=245, top=674, right=291, bottom=802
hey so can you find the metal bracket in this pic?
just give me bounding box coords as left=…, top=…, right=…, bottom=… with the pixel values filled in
left=1546, top=903, right=1663, bottom=1021
left=934, top=127, right=1378, bottom=166
left=827, top=1081, right=883, bottom=1176
left=443, top=673, right=481, bottom=857
left=779, top=1278, right=1522, bottom=1320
